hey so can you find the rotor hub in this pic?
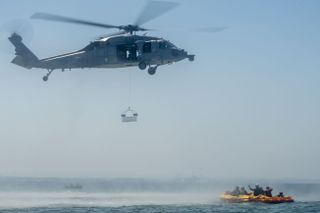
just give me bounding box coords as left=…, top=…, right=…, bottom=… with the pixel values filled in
left=120, top=25, right=146, bottom=34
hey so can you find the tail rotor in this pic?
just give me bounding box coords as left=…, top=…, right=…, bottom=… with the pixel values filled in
left=0, top=19, right=34, bottom=54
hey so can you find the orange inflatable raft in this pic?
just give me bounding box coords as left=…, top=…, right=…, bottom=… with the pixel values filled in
left=221, top=193, right=294, bottom=204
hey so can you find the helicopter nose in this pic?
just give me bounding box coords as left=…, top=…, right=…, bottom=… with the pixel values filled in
left=171, top=48, right=193, bottom=62
left=187, top=54, right=195, bottom=62
left=171, top=49, right=181, bottom=57
left=181, top=49, right=194, bottom=61
left=172, top=48, right=186, bottom=56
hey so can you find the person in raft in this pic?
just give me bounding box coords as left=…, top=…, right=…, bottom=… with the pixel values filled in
left=248, top=184, right=264, bottom=196
left=240, top=187, right=249, bottom=195
left=264, top=186, right=273, bottom=197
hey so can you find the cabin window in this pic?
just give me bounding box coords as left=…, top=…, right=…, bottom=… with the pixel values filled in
left=143, top=42, right=152, bottom=53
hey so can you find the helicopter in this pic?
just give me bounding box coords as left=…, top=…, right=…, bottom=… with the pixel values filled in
left=8, top=1, right=224, bottom=82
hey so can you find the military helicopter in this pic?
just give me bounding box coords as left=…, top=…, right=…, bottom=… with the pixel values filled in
left=8, top=1, right=224, bottom=81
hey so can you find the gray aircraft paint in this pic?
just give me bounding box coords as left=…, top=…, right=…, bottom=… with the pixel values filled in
left=9, top=33, right=194, bottom=81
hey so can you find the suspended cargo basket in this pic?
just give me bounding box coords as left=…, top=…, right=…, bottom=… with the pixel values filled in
left=121, top=107, right=138, bottom=123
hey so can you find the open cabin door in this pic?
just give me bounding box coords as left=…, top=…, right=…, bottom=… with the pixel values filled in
left=116, top=43, right=138, bottom=61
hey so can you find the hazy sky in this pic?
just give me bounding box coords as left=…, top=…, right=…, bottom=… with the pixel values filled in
left=0, top=0, right=319, bottom=180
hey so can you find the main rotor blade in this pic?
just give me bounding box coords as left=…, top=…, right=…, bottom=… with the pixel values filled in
left=31, top=12, right=121, bottom=30
left=154, top=26, right=228, bottom=33
left=190, top=26, right=228, bottom=33
left=135, top=0, right=180, bottom=26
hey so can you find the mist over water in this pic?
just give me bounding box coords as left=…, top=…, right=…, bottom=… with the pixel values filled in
left=0, top=177, right=214, bottom=208
left=1, top=177, right=320, bottom=209
left=0, top=192, right=215, bottom=209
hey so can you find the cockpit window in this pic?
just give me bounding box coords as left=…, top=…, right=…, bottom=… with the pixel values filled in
left=159, top=41, right=169, bottom=49
left=159, top=40, right=177, bottom=49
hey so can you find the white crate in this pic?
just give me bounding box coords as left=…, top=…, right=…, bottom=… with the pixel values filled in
left=121, top=115, right=138, bottom=123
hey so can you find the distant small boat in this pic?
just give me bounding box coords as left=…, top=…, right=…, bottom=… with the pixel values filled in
left=64, top=183, right=83, bottom=190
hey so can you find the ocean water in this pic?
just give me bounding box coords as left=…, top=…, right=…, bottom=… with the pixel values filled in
left=0, top=177, right=320, bottom=212
left=1, top=199, right=320, bottom=213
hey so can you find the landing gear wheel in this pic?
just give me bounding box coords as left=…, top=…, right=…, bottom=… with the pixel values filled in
left=43, top=70, right=53, bottom=82
left=148, top=67, right=157, bottom=75
left=138, top=62, right=147, bottom=70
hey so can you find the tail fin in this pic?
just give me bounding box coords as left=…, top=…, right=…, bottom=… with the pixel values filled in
left=8, top=33, right=38, bottom=69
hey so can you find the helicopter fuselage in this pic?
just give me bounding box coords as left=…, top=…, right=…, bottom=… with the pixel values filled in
left=9, top=33, right=194, bottom=81
left=37, top=34, right=193, bottom=70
